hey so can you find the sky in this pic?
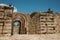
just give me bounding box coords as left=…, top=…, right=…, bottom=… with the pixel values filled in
left=0, top=0, right=60, bottom=14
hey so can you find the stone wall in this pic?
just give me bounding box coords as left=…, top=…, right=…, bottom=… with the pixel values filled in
left=0, top=5, right=60, bottom=36
left=28, top=12, right=59, bottom=34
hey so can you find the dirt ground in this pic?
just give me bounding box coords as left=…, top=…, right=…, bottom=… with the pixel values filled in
left=0, top=34, right=60, bottom=40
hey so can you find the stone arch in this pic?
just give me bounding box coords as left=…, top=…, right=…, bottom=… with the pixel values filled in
left=13, top=12, right=28, bottom=28
left=11, top=12, right=27, bottom=35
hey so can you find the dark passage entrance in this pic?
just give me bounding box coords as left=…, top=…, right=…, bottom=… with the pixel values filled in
left=13, top=21, right=21, bottom=34
left=11, top=20, right=27, bottom=35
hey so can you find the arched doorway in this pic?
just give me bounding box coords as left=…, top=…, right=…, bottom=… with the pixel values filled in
left=13, top=21, right=21, bottom=34
left=11, top=20, right=27, bottom=35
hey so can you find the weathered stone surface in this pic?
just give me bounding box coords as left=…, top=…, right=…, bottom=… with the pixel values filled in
left=0, top=5, right=60, bottom=36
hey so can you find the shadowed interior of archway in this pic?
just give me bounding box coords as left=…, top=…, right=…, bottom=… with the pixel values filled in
left=12, top=20, right=27, bottom=35
left=13, top=21, right=21, bottom=34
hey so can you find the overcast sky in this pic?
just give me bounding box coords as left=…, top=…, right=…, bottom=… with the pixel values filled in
left=0, top=0, right=60, bottom=14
